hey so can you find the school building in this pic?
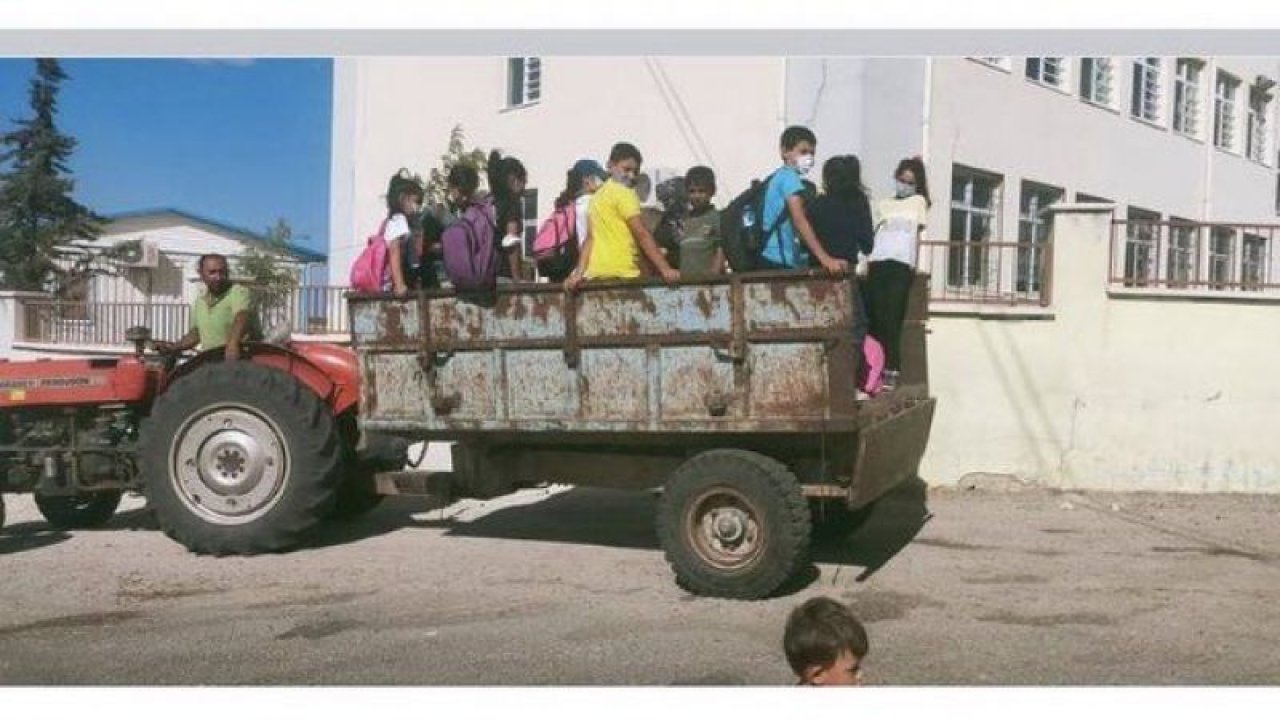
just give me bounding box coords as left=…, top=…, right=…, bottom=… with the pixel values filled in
left=328, top=56, right=1280, bottom=494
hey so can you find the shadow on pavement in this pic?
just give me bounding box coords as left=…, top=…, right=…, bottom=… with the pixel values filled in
left=312, top=477, right=932, bottom=591
left=0, top=527, right=72, bottom=555
left=810, top=477, right=932, bottom=582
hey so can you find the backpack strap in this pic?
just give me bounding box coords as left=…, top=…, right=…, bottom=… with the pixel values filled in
left=760, top=172, right=792, bottom=261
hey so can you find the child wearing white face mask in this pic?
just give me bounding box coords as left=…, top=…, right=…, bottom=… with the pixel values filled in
left=867, top=156, right=931, bottom=391
left=757, top=126, right=847, bottom=274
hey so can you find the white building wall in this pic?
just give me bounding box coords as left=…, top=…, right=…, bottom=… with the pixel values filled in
left=926, top=57, right=1280, bottom=243
left=328, top=56, right=789, bottom=286
left=784, top=58, right=928, bottom=201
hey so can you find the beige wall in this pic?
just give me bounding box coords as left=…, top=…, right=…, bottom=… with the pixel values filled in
left=923, top=205, right=1280, bottom=493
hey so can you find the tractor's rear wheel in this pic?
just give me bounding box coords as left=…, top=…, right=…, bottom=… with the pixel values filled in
left=34, top=490, right=122, bottom=529
left=140, top=361, right=342, bottom=555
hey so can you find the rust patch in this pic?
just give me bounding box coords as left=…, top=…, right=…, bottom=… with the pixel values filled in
left=530, top=295, right=553, bottom=322
left=695, top=290, right=714, bottom=319
left=381, top=303, right=407, bottom=343
left=807, top=280, right=837, bottom=304
left=614, top=287, right=658, bottom=314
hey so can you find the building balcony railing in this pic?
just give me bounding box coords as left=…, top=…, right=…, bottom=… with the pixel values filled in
left=917, top=239, right=1053, bottom=309
left=1110, top=220, right=1280, bottom=295
left=15, top=285, right=353, bottom=349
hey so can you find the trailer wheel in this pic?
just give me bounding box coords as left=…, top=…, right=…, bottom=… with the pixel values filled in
left=34, top=490, right=122, bottom=529
left=140, top=361, right=342, bottom=555
left=657, top=449, right=811, bottom=599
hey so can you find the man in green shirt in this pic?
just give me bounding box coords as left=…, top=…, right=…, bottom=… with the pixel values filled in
left=155, top=254, right=258, bottom=361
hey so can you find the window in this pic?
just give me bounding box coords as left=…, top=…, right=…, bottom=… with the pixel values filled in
left=1124, top=206, right=1160, bottom=286
left=948, top=166, right=1003, bottom=288
left=1214, top=71, right=1240, bottom=151
left=1172, top=59, right=1202, bottom=136
left=1241, top=233, right=1268, bottom=290
left=1247, top=83, right=1272, bottom=163
left=1017, top=181, right=1063, bottom=293
left=1079, top=58, right=1113, bottom=105
left=519, top=189, right=539, bottom=256
left=1209, top=227, right=1235, bottom=289
left=1077, top=192, right=1113, bottom=204
left=1167, top=219, right=1200, bottom=288
left=1026, top=57, right=1064, bottom=87
left=506, top=57, right=542, bottom=107
left=1131, top=57, right=1162, bottom=123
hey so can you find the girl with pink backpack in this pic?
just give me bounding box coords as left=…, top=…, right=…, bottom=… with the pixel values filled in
left=349, top=170, right=424, bottom=294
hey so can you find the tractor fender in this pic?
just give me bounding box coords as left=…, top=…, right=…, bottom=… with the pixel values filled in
left=165, top=342, right=361, bottom=416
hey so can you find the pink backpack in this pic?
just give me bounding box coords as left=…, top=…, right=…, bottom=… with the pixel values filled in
left=533, top=203, right=576, bottom=260
left=860, top=334, right=886, bottom=395
left=349, top=218, right=391, bottom=293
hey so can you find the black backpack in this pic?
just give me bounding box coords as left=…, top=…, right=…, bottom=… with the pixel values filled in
left=719, top=172, right=789, bottom=272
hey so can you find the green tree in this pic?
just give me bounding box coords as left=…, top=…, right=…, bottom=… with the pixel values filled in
left=423, top=124, right=488, bottom=215
left=0, top=59, right=103, bottom=293
left=237, top=218, right=302, bottom=327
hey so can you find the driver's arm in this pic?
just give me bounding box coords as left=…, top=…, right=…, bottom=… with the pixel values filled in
left=157, top=328, right=199, bottom=354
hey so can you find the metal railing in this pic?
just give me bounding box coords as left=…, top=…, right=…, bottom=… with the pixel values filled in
left=917, top=240, right=1053, bottom=307
left=252, top=284, right=351, bottom=336
left=19, top=300, right=192, bottom=347
left=1110, top=220, right=1280, bottom=294
left=15, top=285, right=354, bottom=347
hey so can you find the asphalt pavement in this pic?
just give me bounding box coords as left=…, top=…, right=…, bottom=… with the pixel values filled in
left=2, top=479, right=1278, bottom=685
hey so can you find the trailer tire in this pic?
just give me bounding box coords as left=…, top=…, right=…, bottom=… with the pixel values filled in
left=34, top=490, right=122, bottom=529
left=657, top=449, right=811, bottom=600
left=140, top=361, right=342, bottom=555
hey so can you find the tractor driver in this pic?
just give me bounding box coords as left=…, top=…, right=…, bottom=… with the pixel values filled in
left=154, top=253, right=260, bottom=361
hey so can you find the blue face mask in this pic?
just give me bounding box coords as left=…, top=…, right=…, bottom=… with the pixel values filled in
left=895, top=181, right=916, bottom=199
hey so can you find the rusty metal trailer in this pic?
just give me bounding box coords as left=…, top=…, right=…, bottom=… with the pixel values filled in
left=348, top=271, right=935, bottom=599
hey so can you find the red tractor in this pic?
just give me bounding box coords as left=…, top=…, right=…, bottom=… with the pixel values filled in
left=0, top=327, right=402, bottom=549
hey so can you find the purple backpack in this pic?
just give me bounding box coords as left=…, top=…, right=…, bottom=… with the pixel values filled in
left=441, top=197, right=499, bottom=292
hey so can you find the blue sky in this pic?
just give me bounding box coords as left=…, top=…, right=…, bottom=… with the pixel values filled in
left=0, top=58, right=331, bottom=257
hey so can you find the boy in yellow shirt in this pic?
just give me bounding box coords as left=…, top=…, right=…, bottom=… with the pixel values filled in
left=566, top=142, right=679, bottom=289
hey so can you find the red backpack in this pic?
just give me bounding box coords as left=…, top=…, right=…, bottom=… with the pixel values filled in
left=349, top=218, right=391, bottom=293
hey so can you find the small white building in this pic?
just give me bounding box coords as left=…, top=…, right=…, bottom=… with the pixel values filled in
left=5, top=208, right=328, bottom=355
left=89, top=208, right=326, bottom=306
